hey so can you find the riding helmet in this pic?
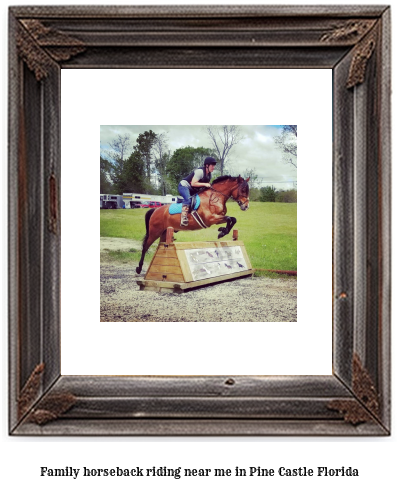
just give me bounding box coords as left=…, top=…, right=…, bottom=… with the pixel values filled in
left=204, top=156, right=218, bottom=165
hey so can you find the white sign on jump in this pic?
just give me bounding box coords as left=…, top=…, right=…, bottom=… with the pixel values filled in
left=185, top=246, right=248, bottom=281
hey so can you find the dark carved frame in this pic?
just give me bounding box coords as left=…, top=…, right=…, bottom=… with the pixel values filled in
left=9, top=5, right=391, bottom=435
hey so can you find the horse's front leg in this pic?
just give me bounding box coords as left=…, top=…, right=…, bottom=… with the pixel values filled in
left=218, top=216, right=236, bottom=238
left=209, top=215, right=237, bottom=239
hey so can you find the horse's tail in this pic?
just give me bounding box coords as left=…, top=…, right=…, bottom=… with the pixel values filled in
left=142, top=208, right=156, bottom=248
left=136, top=208, right=156, bottom=274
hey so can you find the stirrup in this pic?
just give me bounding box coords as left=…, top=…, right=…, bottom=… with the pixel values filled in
left=180, top=205, right=189, bottom=226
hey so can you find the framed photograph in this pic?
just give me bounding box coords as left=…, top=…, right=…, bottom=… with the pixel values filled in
left=9, top=5, right=391, bottom=435
left=97, top=123, right=298, bottom=322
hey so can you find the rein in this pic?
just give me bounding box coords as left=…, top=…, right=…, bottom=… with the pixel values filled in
left=209, top=184, right=248, bottom=207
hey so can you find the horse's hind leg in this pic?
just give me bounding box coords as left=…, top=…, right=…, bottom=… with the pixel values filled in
left=136, top=208, right=158, bottom=274
left=136, top=240, right=148, bottom=274
left=159, top=229, right=167, bottom=242
left=136, top=231, right=158, bottom=274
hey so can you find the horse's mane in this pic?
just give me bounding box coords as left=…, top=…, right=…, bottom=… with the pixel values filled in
left=212, top=175, right=249, bottom=194
left=212, top=175, right=234, bottom=184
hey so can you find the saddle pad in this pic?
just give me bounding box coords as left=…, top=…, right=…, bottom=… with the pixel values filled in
left=169, top=195, right=200, bottom=215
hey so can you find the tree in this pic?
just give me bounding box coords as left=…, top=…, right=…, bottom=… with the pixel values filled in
left=249, top=187, right=261, bottom=201
left=104, top=133, right=132, bottom=193
left=136, top=130, right=157, bottom=179
left=243, top=168, right=258, bottom=188
left=274, top=125, right=297, bottom=168
left=166, top=146, right=215, bottom=191
left=205, top=125, right=243, bottom=175
left=276, top=189, right=297, bottom=203
left=124, top=149, right=147, bottom=193
left=153, top=152, right=171, bottom=195
left=107, top=133, right=131, bottom=164
left=111, top=148, right=146, bottom=194
left=152, top=132, right=171, bottom=195
left=100, top=156, right=114, bottom=193
left=260, top=185, right=276, bottom=202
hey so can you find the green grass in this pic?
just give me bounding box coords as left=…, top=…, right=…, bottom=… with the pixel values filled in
left=101, top=248, right=142, bottom=264
left=100, top=202, right=297, bottom=272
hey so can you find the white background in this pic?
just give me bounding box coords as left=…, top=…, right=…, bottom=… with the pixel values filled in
left=61, top=68, right=332, bottom=376
left=1, top=1, right=398, bottom=492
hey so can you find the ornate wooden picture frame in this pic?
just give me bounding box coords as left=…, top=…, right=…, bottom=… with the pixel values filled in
left=9, top=5, right=391, bottom=435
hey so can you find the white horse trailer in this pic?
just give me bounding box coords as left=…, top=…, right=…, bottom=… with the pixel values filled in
left=122, top=193, right=182, bottom=209
left=100, top=194, right=125, bottom=209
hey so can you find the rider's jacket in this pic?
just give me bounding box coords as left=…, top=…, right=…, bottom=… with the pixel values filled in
left=182, top=167, right=212, bottom=186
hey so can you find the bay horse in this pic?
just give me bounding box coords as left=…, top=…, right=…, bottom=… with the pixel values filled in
left=136, top=175, right=250, bottom=274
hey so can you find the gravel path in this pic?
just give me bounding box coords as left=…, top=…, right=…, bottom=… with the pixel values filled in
left=100, top=237, right=297, bottom=322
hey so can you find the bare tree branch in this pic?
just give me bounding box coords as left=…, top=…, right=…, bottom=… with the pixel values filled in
left=152, top=132, right=170, bottom=194
left=205, top=125, right=244, bottom=175
left=107, top=133, right=131, bottom=163
left=274, top=125, right=297, bottom=168
left=152, top=132, right=168, bottom=162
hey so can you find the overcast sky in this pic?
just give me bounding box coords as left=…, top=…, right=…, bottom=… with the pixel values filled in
left=100, top=125, right=297, bottom=190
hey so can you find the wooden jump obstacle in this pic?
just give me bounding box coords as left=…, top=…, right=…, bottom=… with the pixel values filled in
left=136, top=227, right=255, bottom=293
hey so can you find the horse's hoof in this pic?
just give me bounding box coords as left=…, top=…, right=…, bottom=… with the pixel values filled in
left=136, top=267, right=141, bottom=274
left=218, top=231, right=225, bottom=239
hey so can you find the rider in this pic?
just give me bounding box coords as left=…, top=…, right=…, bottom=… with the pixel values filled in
left=178, top=156, right=218, bottom=226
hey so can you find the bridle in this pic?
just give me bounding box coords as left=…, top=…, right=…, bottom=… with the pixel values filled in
left=208, top=182, right=249, bottom=207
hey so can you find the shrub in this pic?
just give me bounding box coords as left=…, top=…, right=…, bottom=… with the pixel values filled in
left=276, top=189, right=297, bottom=203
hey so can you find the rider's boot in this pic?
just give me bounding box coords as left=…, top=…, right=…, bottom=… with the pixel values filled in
left=180, top=205, right=189, bottom=227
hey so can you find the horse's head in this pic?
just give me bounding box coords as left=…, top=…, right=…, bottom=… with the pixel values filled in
left=232, top=176, right=250, bottom=210
left=211, top=175, right=250, bottom=210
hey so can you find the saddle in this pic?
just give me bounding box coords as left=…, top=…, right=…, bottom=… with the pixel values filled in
left=168, top=194, right=201, bottom=215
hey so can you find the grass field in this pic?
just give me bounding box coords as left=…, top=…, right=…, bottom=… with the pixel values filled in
left=100, top=202, right=297, bottom=273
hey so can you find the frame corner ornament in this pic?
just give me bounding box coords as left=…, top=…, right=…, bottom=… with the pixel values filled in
left=352, top=353, right=380, bottom=416
left=320, top=19, right=376, bottom=44
left=17, top=19, right=85, bottom=81
left=346, top=26, right=378, bottom=88
left=17, top=363, right=45, bottom=419
left=327, top=400, right=374, bottom=426
left=27, top=392, right=77, bottom=425
left=328, top=354, right=380, bottom=425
